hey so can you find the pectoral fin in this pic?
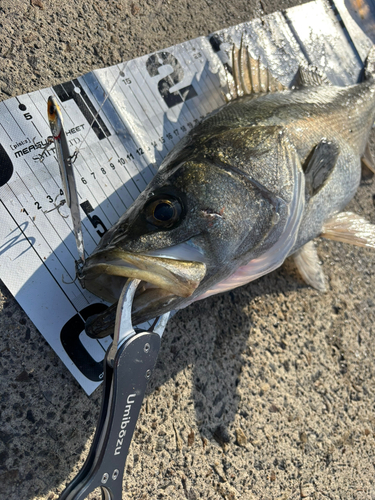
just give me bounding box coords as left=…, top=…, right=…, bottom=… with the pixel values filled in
left=293, top=241, right=326, bottom=292
left=321, top=212, right=375, bottom=249
left=303, top=140, right=339, bottom=199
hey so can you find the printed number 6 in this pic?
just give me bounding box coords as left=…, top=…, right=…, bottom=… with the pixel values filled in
left=145, top=51, right=197, bottom=108
left=60, top=303, right=108, bottom=382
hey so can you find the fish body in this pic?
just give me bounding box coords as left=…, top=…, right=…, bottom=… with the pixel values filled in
left=80, top=46, right=375, bottom=332
left=205, top=82, right=372, bottom=249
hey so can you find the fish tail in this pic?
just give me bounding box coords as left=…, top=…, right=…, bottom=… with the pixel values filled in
left=321, top=212, right=375, bottom=249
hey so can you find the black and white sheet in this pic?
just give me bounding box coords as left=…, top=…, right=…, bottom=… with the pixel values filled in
left=0, top=0, right=372, bottom=393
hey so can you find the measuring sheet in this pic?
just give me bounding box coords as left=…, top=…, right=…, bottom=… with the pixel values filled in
left=0, top=0, right=372, bottom=394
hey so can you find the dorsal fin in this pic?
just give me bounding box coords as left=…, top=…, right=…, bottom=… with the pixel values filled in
left=224, top=37, right=286, bottom=102
left=296, top=63, right=331, bottom=87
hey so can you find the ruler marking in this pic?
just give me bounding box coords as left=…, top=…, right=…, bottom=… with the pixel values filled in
left=97, top=134, right=143, bottom=195
left=83, top=71, right=148, bottom=191
left=87, top=141, right=136, bottom=207
left=133, top=53, right=196, bottom=130
left=88, top=65, right=152, bottom=183
left=31, top=120, right=42, bottom=137
left=16, top=166, right=96, bottom=265
left=133, top=53, right=202, bottom=163
left=177, top=43, right=212, bottom=117
left=187, top=39, right=226, bottom=110
left=126, top=69, right=178, bottom=155
left=0, top=121, right=13, bottom=142
left=34, top=88, right=133, bottom=215
left=80, top=71, right=145, bottom=194
left=78, top=145, right=127, bottom=217
left=23, top=157, right=99, bottom=250
left=1, top=0, right=367, bottom=393
left=125, top=64, right=169, bottom=162
left=14, top=172, right=88, bottom=298
left=0, top=194, right=87, bottom=312
left=3, top=101, right=29, bottom=136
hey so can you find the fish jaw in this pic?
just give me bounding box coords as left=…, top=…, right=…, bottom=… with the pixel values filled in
left=80, top=247, right=207, bottom=312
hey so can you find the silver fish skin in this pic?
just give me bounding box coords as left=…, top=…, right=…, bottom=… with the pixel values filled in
left=80, top=48, right=375, bottom=329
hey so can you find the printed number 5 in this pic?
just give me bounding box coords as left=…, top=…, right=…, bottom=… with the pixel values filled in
left=145, top=51, right=197, bottom=108
left=80, top=200, right=108, bottom=237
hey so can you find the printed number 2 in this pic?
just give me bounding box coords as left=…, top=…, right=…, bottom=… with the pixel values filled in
left=145, top=51, right=197, bottom=108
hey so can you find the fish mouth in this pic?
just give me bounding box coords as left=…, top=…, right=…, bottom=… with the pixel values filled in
left=80, top=247, right=206, bottom=325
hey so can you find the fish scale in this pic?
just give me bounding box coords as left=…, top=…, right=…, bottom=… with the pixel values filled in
left=82, top=46, right=375, bottom=334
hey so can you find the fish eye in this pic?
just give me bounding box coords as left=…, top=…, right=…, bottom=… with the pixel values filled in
left=146, top=197, right=182, bottom=227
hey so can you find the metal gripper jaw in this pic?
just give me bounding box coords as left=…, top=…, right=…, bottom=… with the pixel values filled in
left=58, top=279, right=170, bottom=500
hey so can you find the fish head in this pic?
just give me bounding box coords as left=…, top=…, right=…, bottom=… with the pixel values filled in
left=80, top=153, right=278, bottom=322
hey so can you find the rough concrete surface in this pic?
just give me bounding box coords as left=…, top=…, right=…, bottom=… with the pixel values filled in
left=1, top=0, right=375, bottom=499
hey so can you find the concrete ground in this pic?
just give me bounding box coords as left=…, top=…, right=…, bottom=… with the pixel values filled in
left=0, top=0, right=375, bottom=499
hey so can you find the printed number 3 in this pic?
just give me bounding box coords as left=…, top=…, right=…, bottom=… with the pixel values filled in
left=145, top=51, right=197, bottom=108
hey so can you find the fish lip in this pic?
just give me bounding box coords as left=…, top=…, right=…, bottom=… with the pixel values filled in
left=80, top=247, right=207, bottom=300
